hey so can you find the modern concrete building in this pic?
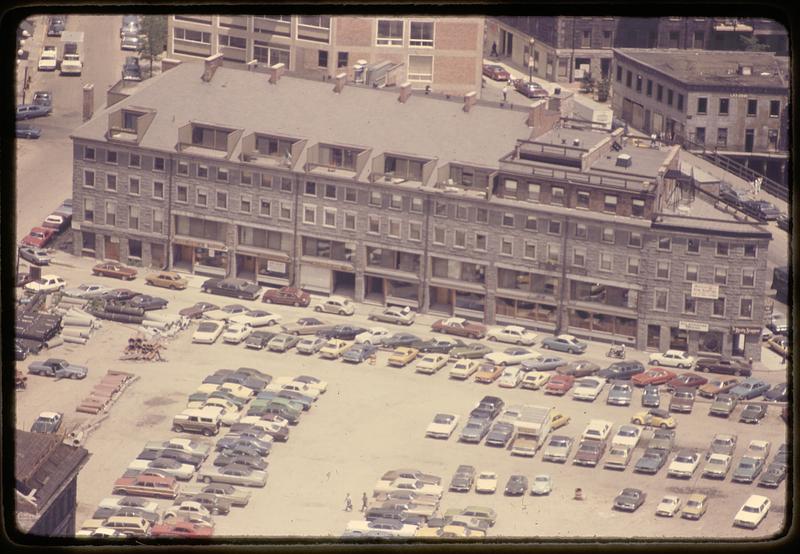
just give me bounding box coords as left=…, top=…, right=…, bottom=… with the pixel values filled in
left=611, top=48, right=789, bottom=184
left=167, top=15, right=484, bottom=96
left=15, top=431, right=90, bottom=537
left=486, top=16, right=788, bottom=84
left=69, top=58, right=771, bottom=360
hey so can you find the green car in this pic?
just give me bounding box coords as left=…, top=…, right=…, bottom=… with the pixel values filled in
left=448, top=342, right=493, bottom=360
left=265, top=398, right=302, bottom=418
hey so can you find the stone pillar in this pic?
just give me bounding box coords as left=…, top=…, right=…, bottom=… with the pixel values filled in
left=82, top=83, right=94, bottom=122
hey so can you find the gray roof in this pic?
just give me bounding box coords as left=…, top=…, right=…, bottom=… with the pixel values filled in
left=73, top=62, right=536, bottom=177
left=613, top=49, right=788, bottom=89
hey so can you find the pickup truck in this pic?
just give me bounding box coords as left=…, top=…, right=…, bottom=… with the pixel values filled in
left=38, top=45, right=58, bottom=71
left=60, top=42, right=82, bottom=75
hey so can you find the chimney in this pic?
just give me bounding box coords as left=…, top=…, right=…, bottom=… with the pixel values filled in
left=738, top=64, right=752, bottom=76
left=201, top=53, right=223, bottom=82
left=269, top=62, right=286, bottom=84
left=161, top=58, right=182, bottom=73
left=398, top=81, right=412, bottom=103
left=82, top=83, right=94, bottom=122
left=462, top=91, right=477, bottom=113
left=333, top=72, right=346, bottom=93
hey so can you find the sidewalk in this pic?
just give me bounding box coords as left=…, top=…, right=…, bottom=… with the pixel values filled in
left=17, top=16, right=45, bottom=105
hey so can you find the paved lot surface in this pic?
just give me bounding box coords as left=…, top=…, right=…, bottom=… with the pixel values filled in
left=14, top=254, right=789, bottom=541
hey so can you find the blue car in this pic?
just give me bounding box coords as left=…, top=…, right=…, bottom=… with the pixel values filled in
left=16, top=104, right=52, bottom=120
left=540, top=334, right=587, bottom=354
left=342, top=343, right=378, bottom=364
left=16, top=123, right=42, bottom=139
left=729, top=378, right=770, bottom=400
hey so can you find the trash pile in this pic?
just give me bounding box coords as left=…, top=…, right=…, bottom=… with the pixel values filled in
left=121, top=335, right=167, bottom=362
left=76, top=370, right=137, bottom=415
left=15, top=309, right=63, bottom=352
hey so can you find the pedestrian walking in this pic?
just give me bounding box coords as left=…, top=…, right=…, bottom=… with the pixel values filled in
left=491, top=41, right=498, bottom=57
left=361, top=493, right=368, bottom=512
left=344, top=493, right=353, bottom=511
left=781, top=351, right=786, bottom=365
left=502, top=85, right=508, bottom=102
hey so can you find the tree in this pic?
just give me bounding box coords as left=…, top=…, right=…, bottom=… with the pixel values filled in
left=740, top=35, right=769, bottom=52
left=138, top=15, right=167, bottom=78
left=596, top=78, right=610, bottom=103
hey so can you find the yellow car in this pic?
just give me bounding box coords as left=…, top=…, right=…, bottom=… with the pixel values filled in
left=767, top=336, right=788, bottom=357
left=474, top=363, right=503, bottom=384
left=631, top=409, right=676, bottom=429
left=550, top=410, right=570, bottom=430
left=319, top=339, right=349, bottom=359
left=680, top=494, right=708, bottom=520
left=388, top=347, right=419, bottom=367
left=145, top=271, right=188, bottom=290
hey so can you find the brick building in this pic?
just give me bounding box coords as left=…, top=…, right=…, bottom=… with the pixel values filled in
left=167, top=15, right=484, bottom=96
left=69, top=59, right=770, bottom=360
left=611, top=48, right=789, bottom=184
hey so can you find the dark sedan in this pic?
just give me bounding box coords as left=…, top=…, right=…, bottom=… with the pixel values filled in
left=504, top=475, right=528, bottom=496
left=213, top=454, right=268, bottom=471
left=317, top=324, right=368, bottom=341
left=382, top=333, right=421, bottom=349
left=30, top=412, right=63, bottom=433
left=757, top=462, right=787, bottom=488
left=102, top=288, right=141, bottom=302
left=448, top=465, right=475, bottom=492
left=202, top=278, right=261, bottom=300
left=128, top=294, right=168, bottom=311
left=665, top=372, right=708, bottom=392
left=513, top=79, right=549, bottom=98
left=16, top=123, right=41, bottom=139
left=597, top=360, right=645, bottom=380
left=739, top=403, right=767, bottom=424
left=179, top=302, right=219, bottom=319
left=410, top=338, right=466, bottom=354
left=93, top=506, right=160, bottom=526
left=32, top=90, right=53, bottom=107
left=18, top=246, right=51, bottom=265
left=634, top=447, right=669, bottom=474
left=763, top=383, right=788, bottom=402
left=262, top=286, right=311, bottom=307
left=742, top=199, right=781, bottom=220
left=485, top=421, right=515, bottom=447
left=695, top=358, right=751, bottom=377
left=613, top=488, right=646, bottom=512
left=776, top=214, right=790, bottom=232
left=244, top=331, right=278, bottom=350
left=122, top=56, right=142, bottom=81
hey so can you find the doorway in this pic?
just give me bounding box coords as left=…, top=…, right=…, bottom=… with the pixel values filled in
left=669, top=327, right=688, bottom=351
left=744, top=129, right=755, bottom=152
left=333, top=271, right=355, bottom=298
left=104, top=236, right=120, bottom=261
left=364, top=275, right=385, bottom=304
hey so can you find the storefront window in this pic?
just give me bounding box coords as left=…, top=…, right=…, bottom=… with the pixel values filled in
left=698, top=330, right=723, bottom=354
left=257, top=258, right=289, bottom=279
left=387, top=279, right=418, bottom=301
left=195, top=247, right=227, bottom=269
left=455, top=291, right=485, bottom=312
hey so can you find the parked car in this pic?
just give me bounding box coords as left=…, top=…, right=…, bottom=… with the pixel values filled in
left=62, top=283, right=110, bottom=299
left=514, top=79, right=549, bottom=98
left=431, top=317, right=487, bottom=339
left=632, top=369, right=676, bottom=387
left=318, top=339, right=349, bottom=359
left=745, top=439, right=771, bottom=460
left=448, top=342, right=493, bottom=360
left=708, top=433, right=738, bottom=457
left=604, top=446, right=633, bottom=470
left=192, top=321, right=225, bottom=344
left=485, top=421, right=515, bottom=447
left=16, top=123, right=42, bottom=139
left=150, top=521, right=213, bottom=538
left=758, top=462, right=787, bottom=488
left=742, top=199, right=781, bottom=220
left=485, top=347, right=539, bottom=367
left=669, top=387, right=696, bottom=413
left=776, top=213, right=790, bottom=231
left=597, top=360, right=645, bottom=380
left=667, top=450, right=701, bottom=478
left=197, top=464, right=267, bottom=487
left=655, top=495, right=682, bottom=517
left=572, top=377, right=606, bottom=401
left=542, top=435, right=574, bottom=463
left=459, top=419, right=491, bottom=443
left=280, top=317, right=334, bottom=336
left=680, top=494, right=708, bottom=520
left=521, top=355, right=566, bottom=372
left=16, top=103, right=52, bottom=120
left=634, top=447, right=670, bottom=474
left=729, top=378, right=770, bottom=400
left=556, top=360, right=600, bottom=377
left=129, top=295, right=169, bottom=311
left=342, top=342, right=379, bottom=363
left=544, top=374, right=575, bottom=395
left=177, top=483, right=251, bottom=507
left=719, top=184, right=749, bottom=206
left=411, top=337, right=465, bottom=354
left=112, top=474, right=179, bottom=499
left=497, top=367, right=524, bottom=388
left=262, top=286, right=310, bottom=306
left=21, top=226, right=56, bottom=248
left=698, top=377, right=740, bottom=399
left=47, top=16, right=66, bottom=36
left=503, top=475, right=528, bottom=496
left=24, top=273, right=66, bottom=294
left=573, top=440, right=606, bottom=467
left=763, top=382, right=788, bottom=402
left=267, top=333, right=300, bottom=352
left=739, top=403, right=767, bottom=424
left=92, top=261, right=137, bottom=280
left=416, top=353, right=449, bottom=374
left=317, top=324, right=367, bottom=341
left=695, top=357, right=751, bottom=377
left=483, top=64, right=510, bottom=81
left=540, top=334, right=587, bottom=354
left=222, top=323, right=253, bottom=344
left=30, top=411, right=63, bottom=433
left=102, top=288, right=143, bottom=302
left=613, top=488, right=646, bottom=512
left=122, top=56, right=142, bottom=81
left=520, top=371, right=550, bottom=390
left=474, top=363, right=503, bottom=384
left=649, top=350, right=695, bottom=369
left=709, top=393, right=738, bottom=417
left=766, top=313, right=788, bottom=334
left=295, top=336, right=326, bottom=354
left=474, top=471, right=498, bottom=494
left=641, top=384, right=661, bottom=407
left=487, top=325, right=537, bottom=345
left=611, top=424, right=642, bottom=449
left=382, top=332, right=422, bottom=349
left=144, top=271, right=187, bottom=289
left=32, top=90, right=53, bottom=107
left=449, top=465, right=476, bottom=492
left=631, top=409, right=676, bottom=429
left=43, top=213, right=70, bottom=231
left=388, top=347, right=418, bottom=367
left=606, top=381, right=633, bottom=406
left=127, top=458, right=195, bottom=481
left=702, top=453, right=732, bottom=479
left=425, top=413, right=459, bottom=439
left=732, top=456, right=765, bottom=483
left=368, top=306, right=416, bottom=325
left=202, top=278, right=261, bottom=300
left=244, top=330, right=278, bottom=350
left=734, top=495, right=771, bottom=529
left=355, top=327, right=391, bottom=346
left=314, top=295, right=355, bottom=316
left=665, top=373, right=708, bottom=392
left=28, top=358, right=87, bottom=379
left=449, top=359, right=481, bottom=380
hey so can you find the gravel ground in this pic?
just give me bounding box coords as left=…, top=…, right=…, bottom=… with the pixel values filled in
left=14, top=254, right=790, bottom=542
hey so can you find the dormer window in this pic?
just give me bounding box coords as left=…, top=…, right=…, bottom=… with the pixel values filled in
left=122, top=110, right=142, bottom=132
left=256, top=135, right=295, bottom=157
left=192, top=125, right=231, bottom=152
left=385, top=156, right=423, bottom=181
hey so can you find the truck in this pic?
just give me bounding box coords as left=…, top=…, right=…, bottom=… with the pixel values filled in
left=60, top=42, right=82, bottom=75
left=507, top=405, right=553, bottom=457
left=38, top=45, right=58, bottom=71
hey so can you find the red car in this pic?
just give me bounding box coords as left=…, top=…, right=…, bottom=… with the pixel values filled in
left=93, top=261, right=138, bottom=280
left=21, top=226, right=55, bottom=248
left=665, top=372, right=708, bottom=391
left=631, top=369, right=676, bottom=387
left=513, top=79, right=549, bottom=98
left=262, top=286, right=310, bottom=307
left=112, top=474, right=178, bottom=499
left=431, top=317, right=487, bottom=339
left=483, top=63, right=511, bottom=81
left=544, top=374, right=575, bottom=395
left=150, top=521, right=213, bottom=538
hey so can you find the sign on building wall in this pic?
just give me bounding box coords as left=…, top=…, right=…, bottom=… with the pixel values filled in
left=679, top=320, right=709, bottom=332
left=731, top=326, right=761, bottom=336
left=267, top=260, right=286, bottom=274
left=691, top=282, right=720, bottom=299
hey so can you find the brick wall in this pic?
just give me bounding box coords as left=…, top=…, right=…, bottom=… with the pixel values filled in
left=334, top=17, right=373, bottom=47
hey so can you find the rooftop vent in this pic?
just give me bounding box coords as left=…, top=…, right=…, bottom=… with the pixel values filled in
left=573, top=138, right=581, bottom=147
left=201, top=53, right=223, bottom=82
left=463, top=91, right=477, bottom=113
left=333, top=72, right=346, bottom=93
left=269, top=62, right=286, bottom=84
left=738, top=64, right=752, bottom=76
left=616, top=153, right=632, bottom=168
left=398, top=82, right=412, bottom=103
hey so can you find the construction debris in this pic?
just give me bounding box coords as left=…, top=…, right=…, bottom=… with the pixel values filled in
left=120, top=335, right=167, bottom=362
left=76, top=370, right=137, bottom=415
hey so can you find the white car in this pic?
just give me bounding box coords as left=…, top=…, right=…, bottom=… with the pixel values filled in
left=281, top=382, right=321, bottom=400
left=319, top=339, right=349, bottom=359
left=649, top=350, right=696, bottom=369
left=163, top=500, right=212, bottom=521
left=239, top=415, right=288, bottom=430
left=484, top=347, right=540, bottom=366
left=416, top=354, right=448, bottom=374
left=531, top=474, right=552, bottom=495
left=374, top=478, right=443, bottom=498
left=127, top=459, right=195, bottom=481
left=217, top=382, right=255, bottom=400
left=572, top=377, right=606, bottom=401
left=497, top=367, right=523, bottom=388
left=733, top=495, right=771, bottom=529
left=296, top=336, right=326, bottom=354
left=345, top=519, right=417, bottom=538
left=425, top=413, right=459, bottom=439
left=702, top=453, right=732, bottom=479
left=24, top=274, right=66, bottom=293
left=520, top=371, right=550, bottom=390
left=655, top=495, right=682, bottom=517
left=449, top=359, right=480, bottom=380
left=745, top=440, right=771, bottom=460
left=368, top=306, right=416, bottom=326
left=314, top=295, right=355, bottom=316
left=62, top=283, right=111, bottom=299
left=192, top=320, right=224, bottom=344
left=487, top=325, right=537, bottom=346
left=38, top=45, right=58, bottom=70
left=667, top=450, right=701, bottom=478
left=475, top=471, right=498, bottom=493
left=294, top=374, right=328, bottom=394
left=229, top=309, right=281, bottom=328
left=581, top=419, right=613, bottom=442
left=355, top=327, right=392, bottom=345
left=222, top=322, right=253, bottom=344
left=611, top=424, right=642, bottom=449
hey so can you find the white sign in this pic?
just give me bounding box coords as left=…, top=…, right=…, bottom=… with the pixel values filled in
left=691, top=282, right=720, bottom=300
left=267, top=260, right=286, bottom=273
left=679, top=320, right=709, bottom=332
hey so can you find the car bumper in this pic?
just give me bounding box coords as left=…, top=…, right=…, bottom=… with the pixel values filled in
left=668, top=470, right=694, bottom=478
left=614, top=503, right=638, bottom=511
left=459, top=436, right=482, bottom=443
left=733, top=519, right=759, bottom=529
left=573, top=459, right=599, bottom=466
left=425, top=431, right=450, bottom=439
left=731, top=475, right=755, bottom=483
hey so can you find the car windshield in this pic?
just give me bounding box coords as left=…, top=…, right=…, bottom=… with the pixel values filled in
left=198, top=323, right=218, bottom=332
left=434, top=415, right=452, bottom=424
left=551, top=439, right=567, bottom=447
left=687, top=500, right=701, bottom=508
left=619, top=429, right=636, bottom=437
left=676, top=455, right=694, bottom=463
left=742, top=506, right=760, bottom=513
left=708, top=458, right=725, bottom=465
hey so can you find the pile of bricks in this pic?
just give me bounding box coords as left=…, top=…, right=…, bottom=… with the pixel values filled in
left=75, top=370, right=136, bottom=415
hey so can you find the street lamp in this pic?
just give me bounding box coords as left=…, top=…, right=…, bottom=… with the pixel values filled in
left=528, top=38, right=535, bottom=83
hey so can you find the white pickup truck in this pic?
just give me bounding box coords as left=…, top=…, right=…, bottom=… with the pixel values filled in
left=60, top=42, right=82, bottom=75
left=38, top=45, right=58, bottom=71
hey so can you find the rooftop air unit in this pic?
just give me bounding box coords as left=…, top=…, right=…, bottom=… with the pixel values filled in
left=616, top=153, right=632, bottom=168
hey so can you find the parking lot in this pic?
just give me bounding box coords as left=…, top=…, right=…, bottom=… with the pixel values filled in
left=14, top=254, right=789, bottom=540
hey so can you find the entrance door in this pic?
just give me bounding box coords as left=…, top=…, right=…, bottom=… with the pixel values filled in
left=600, top=58, right=611, bottom=79
left=333, top=271, right=355, bottom=298
left=669, top=327, right=688, bottom=351
left=731, top=333, right=746, bottom=357
left=647, top=324, right=661, bottom=349
left=150, top=243, right=165, bottom=269
left=622, top=98, right=634, bottom=123
left=504, top=32, right=513, bottom=56
left=644, top=109, right=651, bottom=134
left=652, top=112, right=663, bottom=134
left=744, top=129, right=755, bottom=152
left=364, top=275, right=385, bottom=304
left=104, top=236, right=120, bottom=261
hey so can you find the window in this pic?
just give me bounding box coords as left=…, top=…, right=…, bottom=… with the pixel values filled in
left=454, top=229, right=466, bottom=248
left=627, top=257, right=639, bottom=275
left=105, top=201, right=116, bottom=226
left=337, top=51, right=348, bottom=68
left=370, top=191, right=382, bottom=207
left=603, top=194, right=618, bottom=213
left=685, top=264, right=698, bottom=282
left=602, top=30, right=612, bottom=46
left=581, top=29, right=591, bottom=47
left=280, top=177, right=292, bottom=192
left=305, top=181, right=317, bottom=196
left=718, top=98, right=729, bottom=115
left=599, top=252, right=613, bottom=272
left=716, top=128, right=728, bottom=147
left=344, top=212, right=356, bottom=231
left=153, top=157, right=165, bottom=171
left=628, top=232, right=642, bottom=248
left=573, top=247, right=586, bottom=267
left=377, top=20, right=404, bottom=46
left=240, top=171, right=253, bottom=186
left=152, top=207, right=163, bottom=233
left=318, top=50, right=328, bottom=68
left=602, top=227, right=615, bottom=244
left=129, top=153, right=141, bottom=168
left=409, top=21, right=433, bottom=46
left=173, top=27, right=211, bottom=43
left=389, top=219, right=401, bottom=238
left=696, top=97, right=708, bottom=114
left=667, top=88, right=674, bottom=106
left=626, top=70, right=632, bottom=87
left=279, top=202, right=292, bottom=220
left=658, top=237, right=671, bottom=251
left=501, top=238, right=513, bottom=256
left=526, top=216, right=538, bottom=231
left=259, top=174, right=271, bottom=188
left=524, top=241, right=536, bottom=259
left=153, top=181, right=164, bottom=199
left=616, top=65, right=622, bottom=82
left=240, top=195, right=251, bottom=213
left=106, top=150, right=118, bottom=164
left=747, top=99, right=757, bottom=117
left=714, top=267, right=727, bottom=285
left=504, top=178, right=518, bottom=196
left=84, top=169, right=95, bottom=188
left=196, top=189, right=207, bottom=207
left=198, top=165, right=209, bottom=179
left=216, top=191, right=228, bottom=210
left=548, top=220, right=561, bottom=235
left=742, top=268, right=755, bottom=287
left=528, top=183, right=541, bottom=202
left=656, top=84, right=663, bottom=102
left=646, top=79, right=653, bottom=96
left=677, top=94, right=684, bottom=111
left=367, top=215, right=380, bottom=235
left=106, top=174, right=117, bottom=191
left=215, top=168, right=228, bottom=182
left=635, top=74, right=642, bottom=93
left=744, top=244, right=756, bottom=258
left=433, top=226, right=445, bottom=245
left=739, top=298, right=753, bottom=319
left=345, top=188, right=357, bottom=203
left=84, top=146, right=95, bottom=161
left=325, top=184, right=337, bottom=199
left=577, top=191, right=590, bottom=209
left=694, top=127, right=706, bottom=145
left=409, top=222, right=421, bottom=241
left=654, top=290, right=668, bottom=311
left=128, top=176, right=140, bottom=195
left=712, top=297, right=725, bottom=317
left=391, top=194, right=403, bottom=210
left=407, top=55, right=433, bottom=82
left=83, top=198, right=94, bottom=222
left=451, top=204, right=466, bottom=221
left=684, top=294, right=696, bottom=315
left=303, top=205, right=317, bottom=224
left=259, top=199, right=271, bottom=217
left=547, top=243, right=560, bottom=263
left=656, top=260, right=670, bottom=279
left=502, top=213, right=515, bottom=227
left=175, top=161, right=188, bottom=176
left=218, top=34, right=246, bottom=49
left=476, top=208, right=488, bottom=223
left=693, top=30, right=704, bottom=47
left=716, top=242, right=729, bottom=256
left=631, top=198, right=645, bottom=217
left=687, top=238, right=700, bottom=254
left=551, top=186, right=565, bottom=205
left=475, top=233, right=487, bottom=251
left=323, top=208, right=337, bottom=228
left=574, top=223, right=588, bottom=239
left=129, top=205, right=139, bottom=230
left=770, top=100, right=780, bottom=117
